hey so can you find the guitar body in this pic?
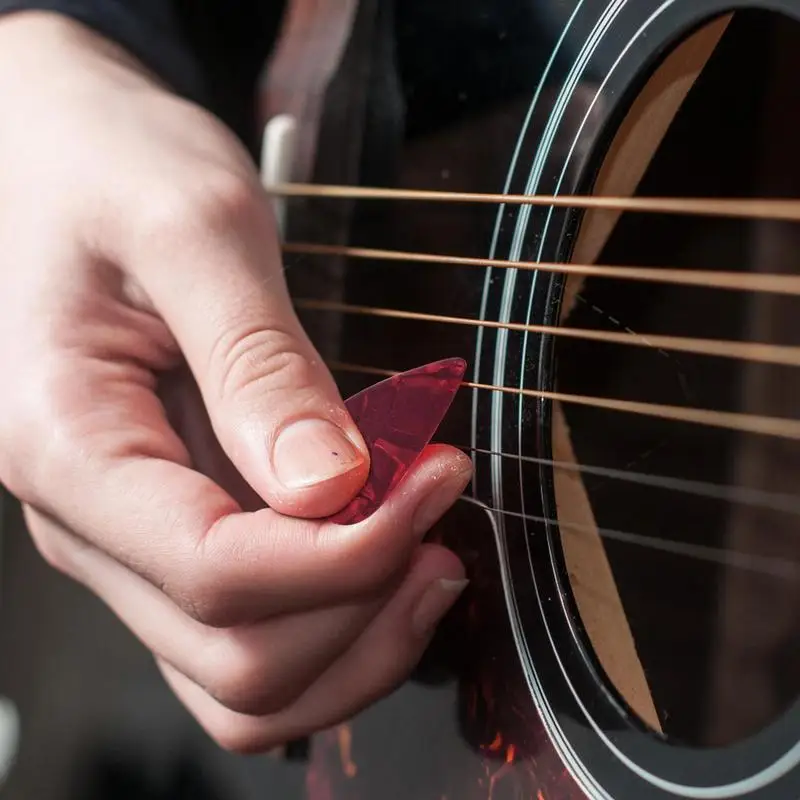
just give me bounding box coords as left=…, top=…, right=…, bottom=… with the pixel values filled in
left=263, top=1, right=800, bottom=797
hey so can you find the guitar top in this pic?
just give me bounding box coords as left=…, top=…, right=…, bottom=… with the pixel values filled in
left=260, top=1, right=800, bottom=798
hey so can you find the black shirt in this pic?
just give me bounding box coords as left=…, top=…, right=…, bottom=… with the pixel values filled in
left=0, top=0, right=287, bottom=149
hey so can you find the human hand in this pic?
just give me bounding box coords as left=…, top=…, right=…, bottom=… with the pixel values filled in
left=0, top=13, right=470, bottom=751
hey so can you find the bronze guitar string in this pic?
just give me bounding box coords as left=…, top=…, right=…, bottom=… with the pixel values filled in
left=283, top=242, right=800, bottom=297
left=280, top=185, right=800, bottom=378
left=323, top=366, right=800, bottom=578
left=334, top=359, right=800, bottom=514
left=328, top=359, right=800, bottom=442
left=268, top=181, right=800, bottom=222
left=296, top=297, right=800, bottom=369
left=277, top=182, right=800, bottom=577
left=277, top=183, right=800, bottom=440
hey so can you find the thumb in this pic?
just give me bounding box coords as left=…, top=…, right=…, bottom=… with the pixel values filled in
left=129, top=175, right=369, bottom=518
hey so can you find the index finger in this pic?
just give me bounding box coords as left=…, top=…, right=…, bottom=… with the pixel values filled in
left=35, top=391, right=470, bottom=626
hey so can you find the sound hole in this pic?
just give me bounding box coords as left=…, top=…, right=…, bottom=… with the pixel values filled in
left=556, top=10, right=800, bottom=749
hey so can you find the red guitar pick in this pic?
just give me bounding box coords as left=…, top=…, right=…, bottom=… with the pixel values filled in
left=327, top=358, right=467, bottom=525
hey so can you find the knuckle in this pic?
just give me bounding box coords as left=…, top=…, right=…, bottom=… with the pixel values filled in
left=26, top=516, right=69, bottom=574
left=136, top=186, right=189, bottom=244
left=167, top=569, right=235, bottom=629
left=30, top=529, right=63, bottom=571
left=34, top=536, right=75, bottom=579
left=0, top=454, right=27, bottom=503
left=22, top=506, right=88, bottom=583
left=195, top=170, right=258, bottom=228
left=330, top=533, right=404, bottom=599
left=157, top=499, right=243, bottom=627
left=0, top=399, right=40, bottom=503
left=213, top=328, right=316, bottom=407
left=3, top=362, right=88, bottom=504
left=166, top=557, right=245, bottom=630
left=199, top=634, right=291, bottom=717
left=144, top=170, right=258, bottom=243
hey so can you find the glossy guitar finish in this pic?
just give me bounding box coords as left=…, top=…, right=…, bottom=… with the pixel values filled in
left=263, top=1, right=800, bottom=798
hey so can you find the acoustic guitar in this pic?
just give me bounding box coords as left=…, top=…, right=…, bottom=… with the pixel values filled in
left=256, top=2, right=800, bottom=798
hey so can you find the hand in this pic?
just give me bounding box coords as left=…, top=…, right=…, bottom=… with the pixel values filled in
left=0, top=13, right=471, bottom=751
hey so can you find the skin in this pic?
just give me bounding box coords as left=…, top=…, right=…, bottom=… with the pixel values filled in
left=0, top=12, right=471, bottom=752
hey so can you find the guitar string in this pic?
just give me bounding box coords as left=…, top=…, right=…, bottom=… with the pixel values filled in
left=332, top=358, right=800, bottom=578
left=333, top=361, right=800, bottom=575
left=283, top=241, right=800, bottom=297
left=333, top=360, right=800, bottom=521
left=458, top=500, right=799, bottom=582
left=295, top=297, right=800, bottom=369
left=328, top=360, right=800, bottom=442
left=331, top=351, right=800, bottom=517
left=274, top=188, right=800, bottom=579
left=456, top=445, right=800, bottom=517
left=318, top=282, right=800, bottom=514
left=268, top=181, right=800, bottom=222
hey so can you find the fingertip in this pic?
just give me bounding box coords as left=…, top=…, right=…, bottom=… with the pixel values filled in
left=313, top=442, right=472, bottom=549
left=270, top=462, right=370, bottom=519
left=259, top=414, right=370, bottom=518
left=271, top=418, right=365, bottom=488
left=408, top=541, right=467, bottom=586
left=400, top=543, right=468, bottom=640
left=414, top=442, right=473, bottom=478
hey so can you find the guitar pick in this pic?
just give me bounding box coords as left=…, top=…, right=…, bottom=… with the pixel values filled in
left=327, top=358, right=467, bottom=525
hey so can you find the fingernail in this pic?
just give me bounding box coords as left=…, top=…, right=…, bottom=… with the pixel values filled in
left=412, top=468, right=472, bottom=537
left=272, top=418, right=365, bottom=489
left=412, top=578, right=469, bottom=637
